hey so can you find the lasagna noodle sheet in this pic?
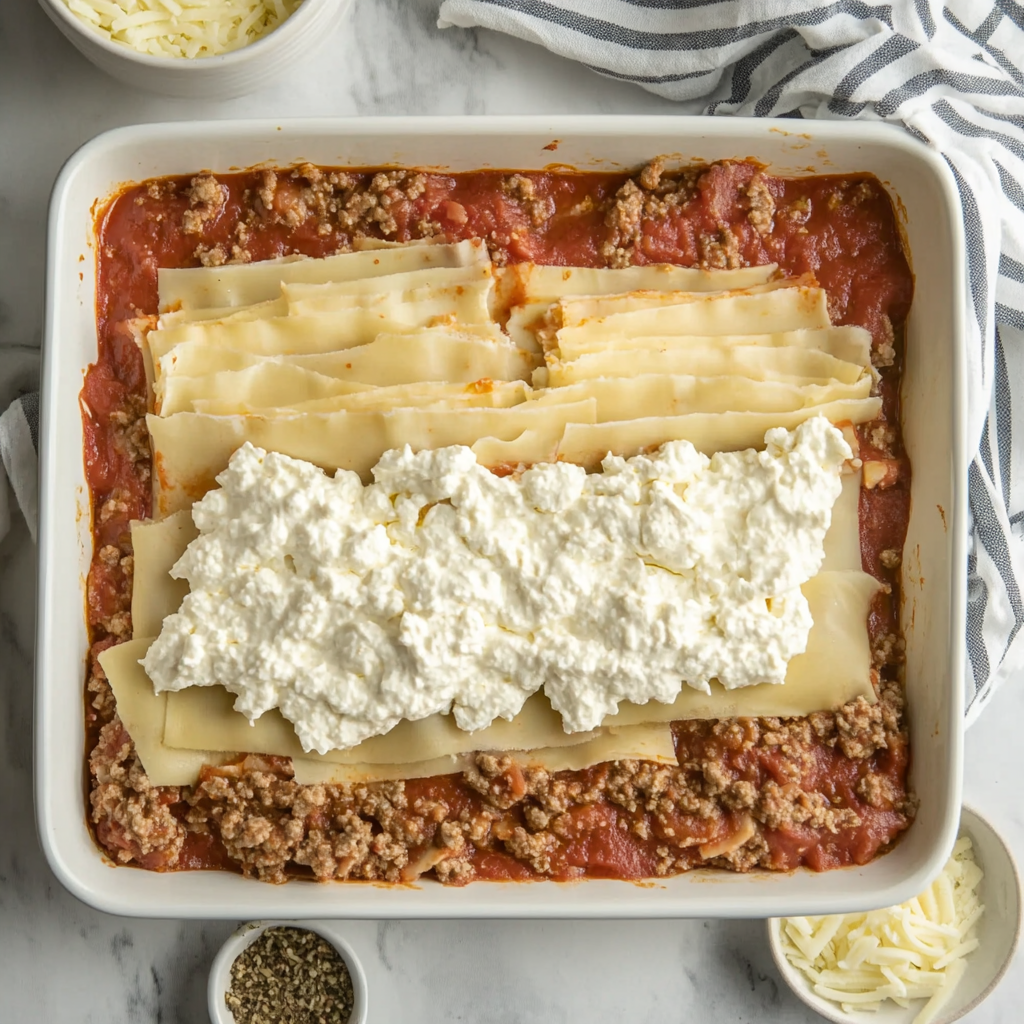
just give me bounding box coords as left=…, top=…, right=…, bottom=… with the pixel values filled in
left=194, top=381, right=532, bottom=417
left=556, top=398, right=882, bottom=468
left=159, top=298, right=289, bottom=326
left=157, top=365, right=374, bottom=416
left=262, top=381, right=530, bottom=416
left=291, top=755, right=471, bottom=784
left=506, top=274, right=788, bottom=357
left=505, top=725, right=677, bottom=770
left=154, top=325, right=507, bottom=381
left=556, top=286, right=831, bottom=347
left=164, top=688, right=602, bottom=763
left=547, top=345, right=866, bottom=387
left=529, top=374, right=872, bottom=422
left=174, top=370, right=869, bottom=421
left=554, top=277, right=798, bottom=323
left=822, top=473, right=862, bottom=572
left=283, top=280, right=496, bottom=319
left=556, top=326, right=873, bottom=367
left=176, top=260, right=496, bottom=326
left=155, top=334, right=533, bottom=414
left=290, top=724, right=678, bottom=785
left=146, top=284, right=496, bottom=363
left=472, top=429, right=563, bottom=467
left=98, top=640, right=235, bottom=787
left=129, top=511, right=198, bottom=636
left=281, top=262, right=494, bottom=312
left=147, top=399, right=599, bottom=515
left=157, top=239, right=487, bottom=311
left=502, top=262, right=778, bottom=303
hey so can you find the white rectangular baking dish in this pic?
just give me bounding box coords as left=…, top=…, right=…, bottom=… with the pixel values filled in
left=36, top=116, right=967, bottom=919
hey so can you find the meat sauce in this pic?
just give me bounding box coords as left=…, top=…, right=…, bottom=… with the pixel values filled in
left=84, top=160, right=913, bottom=882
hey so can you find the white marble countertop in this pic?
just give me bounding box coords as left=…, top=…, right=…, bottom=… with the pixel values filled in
left=1, top=0, right=1021, bottom=1021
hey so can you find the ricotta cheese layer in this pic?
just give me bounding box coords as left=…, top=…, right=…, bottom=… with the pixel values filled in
left=143, top=417, right=851, bottom=753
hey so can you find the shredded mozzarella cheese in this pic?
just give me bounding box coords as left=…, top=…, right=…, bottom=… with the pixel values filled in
left=62, top=0, right=303, bottom=58
left=780, top=837, right=984, bottom=1023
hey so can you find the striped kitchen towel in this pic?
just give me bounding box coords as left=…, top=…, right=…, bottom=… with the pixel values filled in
left=0, top=347, right=40, bottom=545
left=438, top=0, right=1024, bottom=724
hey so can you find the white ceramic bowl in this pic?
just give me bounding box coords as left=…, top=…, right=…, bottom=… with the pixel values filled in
left=767, top=805, right=1022, bottom=1024
left=208, top=920, right=368, bottom=1024
left=38, top=116, right=967, bottom=919
left=36, top=0, right=351, bottom=99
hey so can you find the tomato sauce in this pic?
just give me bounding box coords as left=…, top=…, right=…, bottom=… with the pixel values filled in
left=85, top=160, right=914, bottom=881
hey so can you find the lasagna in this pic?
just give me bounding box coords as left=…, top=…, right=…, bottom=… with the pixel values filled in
left=83, top=158, right=914, bottom=883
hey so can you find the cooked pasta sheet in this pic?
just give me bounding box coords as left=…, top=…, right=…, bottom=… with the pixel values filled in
left=556, top=399, right=881, bottom=468
left=554, top=284, right=831, bottom=345
left=555, top=326, right=873, bottom=365
left=146, top=289, right=497, bottom=362
left=546, top=345, right=866, bottom=387
left=529, top=374, right=872, bottom=422
left=129, top=511, right=197, bottom=637
left=147, top=399, right=600, bottom=515
left=498, top=261, right=778, bottom=304
left=192, top=380, right=532, bottom=417
left=153, top=324, right=508, bottom=381
left=157, top=238, right=489, bottom=311
left=553, top=275, right=800, bottom=324
left=155, top=333, right=533, bottom=414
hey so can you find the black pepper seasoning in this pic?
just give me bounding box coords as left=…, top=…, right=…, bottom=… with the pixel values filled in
left=225, top=926, right=355, bottom=1024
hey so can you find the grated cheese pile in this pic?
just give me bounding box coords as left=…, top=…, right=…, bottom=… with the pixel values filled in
left=62, top=0, right=303, bottom=59
left=780, top=837, right=985, bottom=1024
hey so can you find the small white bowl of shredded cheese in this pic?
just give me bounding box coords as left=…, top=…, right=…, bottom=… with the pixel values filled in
left=768, top=806, right=1020, bottom=1024
left=38, top=0, right=350, bottom=98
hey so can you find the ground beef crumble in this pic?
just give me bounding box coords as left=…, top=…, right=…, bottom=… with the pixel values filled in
left=698, top=223, right=743, bottom=270
left=874, top=313, right=897, bottom=367
left=90, top=717, right=186, bottom=869
left=599, top=159, right=702, bottom=268
left=744, top=173, right=776, bottom=236
left=108, top=393, right=151, bottom=483
left=503, top=173, right=555, bottom=229
left=181, top=174, right=227, bottom=235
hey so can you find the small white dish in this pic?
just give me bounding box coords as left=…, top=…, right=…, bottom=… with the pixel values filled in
left=768, top=805, right=1021, bottom=1024
left=36, top=0, right=351, bottom=99
left=208, top=920, right=368, bottom=1024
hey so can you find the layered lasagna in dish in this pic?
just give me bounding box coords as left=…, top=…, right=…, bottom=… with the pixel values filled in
left=83, top=158, right=915, bottom=884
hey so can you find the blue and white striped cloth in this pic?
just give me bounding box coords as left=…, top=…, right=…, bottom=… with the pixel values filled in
left=439, top=0, right=1024, bottom=724
left=0, top=347, right=39, bottom=545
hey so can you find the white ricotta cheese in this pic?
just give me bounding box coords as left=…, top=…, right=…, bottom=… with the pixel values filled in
left=143, top=416, right=850, bottom=754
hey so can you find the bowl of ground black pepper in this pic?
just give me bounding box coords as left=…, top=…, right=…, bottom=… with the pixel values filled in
left=208, top=921, right=367, bottom=1024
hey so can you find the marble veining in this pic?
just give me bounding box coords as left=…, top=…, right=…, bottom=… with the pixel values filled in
left=0, top=0, right=1020, bottom=1020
